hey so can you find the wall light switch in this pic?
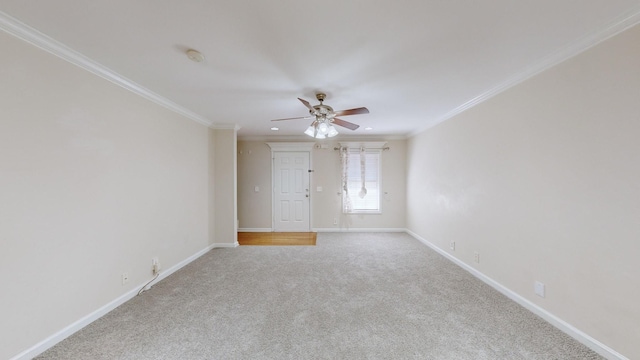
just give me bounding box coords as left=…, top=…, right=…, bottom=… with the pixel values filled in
left=316, top=186, right=323, bottom=192
left=254, top=186, right=259, bottom=192
left=534, top=281, right=545, bottom=298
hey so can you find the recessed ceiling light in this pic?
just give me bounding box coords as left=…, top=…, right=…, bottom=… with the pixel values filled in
left=364, top=127, right=373, bottom=130
left=270, top=127, right=279, bottom=131
left=186, top=49, right=205, bottom=62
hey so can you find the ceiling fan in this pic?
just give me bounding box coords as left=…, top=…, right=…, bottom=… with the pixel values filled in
left=271, top=93, right=369, bottom=138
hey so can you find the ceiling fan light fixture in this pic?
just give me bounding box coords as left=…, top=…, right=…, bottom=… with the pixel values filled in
left=304, top=125, right=316, bottom=137
left=318, top=121, right=329, bottom=135
left=304, top=117, right=339, bottom=139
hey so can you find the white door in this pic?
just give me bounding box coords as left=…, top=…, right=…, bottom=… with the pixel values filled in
left=273, top=151, right=310, bottom=231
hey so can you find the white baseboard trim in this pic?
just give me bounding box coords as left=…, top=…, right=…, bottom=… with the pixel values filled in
left=314, top=227, right=407, bottom=233
left=405, top=230, right=628, bottom=360
left=212, top=241, right=239, bottom=248
left=11, top=243, right=217, bottom=360
left=238, top=228, right=272, bottom=232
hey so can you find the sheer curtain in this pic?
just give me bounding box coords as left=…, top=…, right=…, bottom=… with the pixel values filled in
left=340, top=146, right=352, bottom=213
left=358, top=146, right=367, bottom=199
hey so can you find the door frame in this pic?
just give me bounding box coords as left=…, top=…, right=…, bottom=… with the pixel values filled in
left=267, top=142, right=315, bottom=232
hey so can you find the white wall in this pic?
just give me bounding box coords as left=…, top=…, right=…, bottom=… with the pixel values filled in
left=212, top=128, right=239, bottom=245
left=0, top=32, right=212, bottom=359
left=237, top=139, right=406, bottom=231
left=237, top=141, right=273, bottom=229
left=406, top=24, right=640, bottom=359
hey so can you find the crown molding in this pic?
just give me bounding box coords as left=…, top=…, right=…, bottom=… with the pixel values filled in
left=210, top=123, right=241, bottom=131
left=0, top=11, right=213, bottom=128
left=266, top=142, right=315, bottom=152
left=409, top=5, right=640, bottom=138
left=237, top=134, right=407, bottom=142
left=238, top=135, right=311, bottom=142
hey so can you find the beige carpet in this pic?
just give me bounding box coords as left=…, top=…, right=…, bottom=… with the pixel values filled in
left=36, top=232, right=602, bottom=359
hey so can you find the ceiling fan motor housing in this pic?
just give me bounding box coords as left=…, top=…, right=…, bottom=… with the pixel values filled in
left=309, top=93, right=334, bottom=117
left=311, top=104, right=334, bottom=117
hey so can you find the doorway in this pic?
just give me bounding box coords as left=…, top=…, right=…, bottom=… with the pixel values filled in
left=272, top=151, right=310, bottom=231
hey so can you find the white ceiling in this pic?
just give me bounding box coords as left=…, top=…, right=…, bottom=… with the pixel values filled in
left=1, top=1, right=640, bottom=138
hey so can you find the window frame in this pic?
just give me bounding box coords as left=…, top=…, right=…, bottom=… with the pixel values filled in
left=340, top=142, right=385, bottom=215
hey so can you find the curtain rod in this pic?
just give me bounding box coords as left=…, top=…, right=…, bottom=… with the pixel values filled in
left=333, top=146, right=390, bottom=151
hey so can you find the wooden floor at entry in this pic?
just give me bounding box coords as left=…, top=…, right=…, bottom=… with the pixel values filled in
left=238, top=232, right=317, bottom=246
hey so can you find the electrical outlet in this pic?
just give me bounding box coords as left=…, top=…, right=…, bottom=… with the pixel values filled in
left=121, top=273, right=129, bottom=285
left=474, top=252, right=480, bottom=263
left=534, top=281, right=545, bottom=298
left=152, top=258, right=160, bottom=275
left=450, top=242, right=455, bottom=251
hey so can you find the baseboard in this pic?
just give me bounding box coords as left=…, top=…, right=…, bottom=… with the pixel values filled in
left=405, top=230, right=628, bottom=360
left=238, top=228, right=272, bottom=232
left=11, top=243, right=217, bottom=360
left=212, top=241, right=239, bottom=248
left=314, top=227, right=407, bottom=233
left=16, top=232, right=623, bottom=360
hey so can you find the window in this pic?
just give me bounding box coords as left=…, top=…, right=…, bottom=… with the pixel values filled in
left=341, top=147, right=382, bottom=213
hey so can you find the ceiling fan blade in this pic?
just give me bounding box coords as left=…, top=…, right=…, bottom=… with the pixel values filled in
left=332, top=118, right=360, bottom=130
left=333, top=107, right=369, bottom=117
left=270, top=116, right=312, bottom=122
left=298, top=98, right=317, bottom=113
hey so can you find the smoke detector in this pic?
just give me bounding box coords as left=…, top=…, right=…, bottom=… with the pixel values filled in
left=186, top=49, right=205, bottom=63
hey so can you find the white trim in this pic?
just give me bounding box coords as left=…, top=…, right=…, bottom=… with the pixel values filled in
left=314, top=227, right=407, bottom=233
left=241, top=135, right=316, bottom=142
left=405, top=230, right=628, bottom=360
left=211, top=124, right=242, bottom=131
left=409, top=5, right=640, bottom=138
left=10, top=243, right=219, bottom=360
left=239, top=135, right=407, bottom=142
left=266, top=142, right=315, bottom=151
left=339, top=141, right=387, bottom=150
left=212, top=242, right=240, bottom=248
left=238, top=228, right=273, bottom=232
left=0, top=11, right=213, bottom=128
